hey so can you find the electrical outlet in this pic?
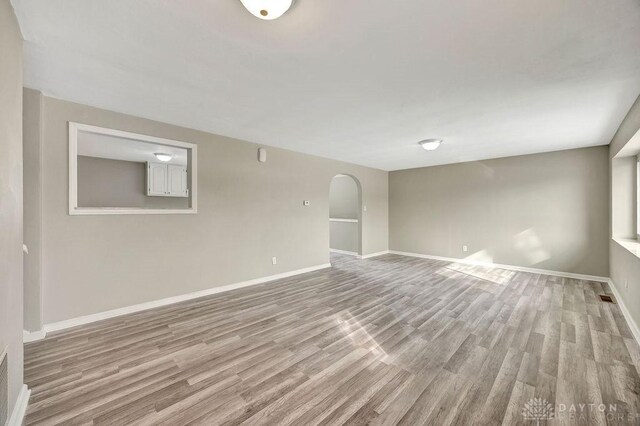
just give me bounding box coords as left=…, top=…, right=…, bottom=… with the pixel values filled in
left=272, top=257, right=277, bottom=265
left=363, top=205, right=367, bottom=212
left=462, top=245, right=468, bottom=252
left=303, top=200, right=310, bottom=206
left=625, top=279, right=629, bottom=289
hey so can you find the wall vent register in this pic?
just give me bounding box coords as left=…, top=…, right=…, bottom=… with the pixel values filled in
left=599, top=294, right=615, bottom=303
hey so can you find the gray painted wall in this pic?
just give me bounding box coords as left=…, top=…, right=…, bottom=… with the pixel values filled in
left=77, top=156, right=189, bottom=209
left=23, top=88, right=42, bottom=332
left=0, top=0, right=24, bottom=414
left=329, top=176, right=359, bottom=253
left=329, top=176, right=359, bottom=219
left=389, top=146, right=610, bottom=277
left=329, top=221, right=359, bottom=253
left=610, top=94, right=640, bottom=336
left=26, top=94, right=388, bottom=325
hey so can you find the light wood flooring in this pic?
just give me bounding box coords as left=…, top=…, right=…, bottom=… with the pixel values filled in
left=24, top=253, right=640, bottom=425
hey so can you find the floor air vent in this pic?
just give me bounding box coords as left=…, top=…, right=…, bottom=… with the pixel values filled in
left=0, top=348, right=7, bottom=425
left=599, top=294, right=615, bottom=303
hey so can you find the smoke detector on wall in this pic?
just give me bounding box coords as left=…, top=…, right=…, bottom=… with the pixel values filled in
left=240, top=0, right=293, bottom=20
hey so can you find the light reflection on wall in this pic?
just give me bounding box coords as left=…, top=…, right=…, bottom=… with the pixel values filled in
left=514, top=228, right=551, bottom=265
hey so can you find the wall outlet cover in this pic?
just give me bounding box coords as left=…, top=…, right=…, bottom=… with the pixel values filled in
left=272, top=257, right=277, bottom=265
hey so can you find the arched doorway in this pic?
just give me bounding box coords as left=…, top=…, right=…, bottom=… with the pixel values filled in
left=329, top=174, right=362, bottom=257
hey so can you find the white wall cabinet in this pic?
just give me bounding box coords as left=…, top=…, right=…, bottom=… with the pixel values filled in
left=147, top=162, right=188, bottom=197
left=147, top=162, right=168, bottom=196
left=168, top=164, right=188, bottom=197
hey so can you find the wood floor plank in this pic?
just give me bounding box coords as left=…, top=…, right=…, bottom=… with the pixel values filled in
left=23, top=253, right=640, bottom=425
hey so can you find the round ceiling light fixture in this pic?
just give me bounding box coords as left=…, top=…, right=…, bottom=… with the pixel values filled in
left=419, top=139, right=443, bottom=151
left=154, top=152, right=173, bottom=162
left=240, top=0, right=293, bottom=20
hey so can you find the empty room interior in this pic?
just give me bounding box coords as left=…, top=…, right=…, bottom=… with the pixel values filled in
left=2, top=0, right=640, bottom=425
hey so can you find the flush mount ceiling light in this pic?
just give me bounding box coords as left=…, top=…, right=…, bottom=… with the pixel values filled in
left=154, top=152, right=173, bottom=162
left=240, top=0, right=293, bottom=20
left=419, top=139, right=443, bottom=151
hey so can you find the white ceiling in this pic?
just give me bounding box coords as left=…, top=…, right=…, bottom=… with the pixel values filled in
left=78, top=131, right=188, bottom=166
left=12, top=0, right=640, bottom=171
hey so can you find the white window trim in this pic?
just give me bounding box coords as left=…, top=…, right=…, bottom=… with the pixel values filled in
left=637, top=155, right=640, bottom=240
left=69, top=122, right=198, bottom=215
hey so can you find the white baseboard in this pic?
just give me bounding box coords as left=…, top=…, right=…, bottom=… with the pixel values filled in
left=330, top=249, right=390, bottom=259
left=8, top=384, right=30, bottom=426
left=389, top=250, right=609, bottom=283
left=361, top=250, right=390, bottom=259
left=330, top=249, right=359, bottom=256
left=43, top=263, right=331, bottom=334
left=23, top=329, right=46, bottom=343
left=607, top=278, right=640, bottom=345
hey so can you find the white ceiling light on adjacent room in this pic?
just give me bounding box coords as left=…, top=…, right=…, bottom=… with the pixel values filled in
left=154, top=153, right=173, bottom=162
left=419, top=139, right=443, bottom=151
left=240, top=0, right=293, bottom=20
